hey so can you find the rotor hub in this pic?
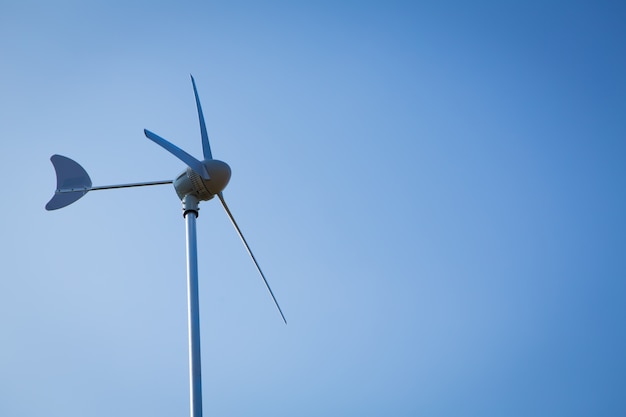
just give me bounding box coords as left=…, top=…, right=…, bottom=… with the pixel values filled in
left=173, top=159, right=231, bottom=201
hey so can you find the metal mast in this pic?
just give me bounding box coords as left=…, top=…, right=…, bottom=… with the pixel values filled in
left=183, top=194, right=203, bottom=417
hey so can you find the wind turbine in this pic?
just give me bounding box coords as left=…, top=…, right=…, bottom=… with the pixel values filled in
left=46, top=75, right=286, bottom=417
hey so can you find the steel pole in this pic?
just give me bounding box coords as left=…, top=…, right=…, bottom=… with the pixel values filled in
left=183, top=194, right=203, bottom=417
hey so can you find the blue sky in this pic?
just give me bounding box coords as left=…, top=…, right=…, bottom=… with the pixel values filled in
left=1, top=1, right=625, bottom=416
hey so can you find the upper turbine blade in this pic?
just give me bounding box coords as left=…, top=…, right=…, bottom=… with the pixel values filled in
left=191, top=75, right=213, bottom=161
left=144, top=129, right=210, bottom=179
left=217, top=192, right=287, bottom=324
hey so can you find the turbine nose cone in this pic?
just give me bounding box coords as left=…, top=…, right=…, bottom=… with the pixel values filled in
left=204, top=159, right=231, bottom=195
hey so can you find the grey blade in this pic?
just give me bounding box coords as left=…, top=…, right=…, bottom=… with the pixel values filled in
left=144, top=129, right=209, bottom=179
left=190, top=75, right=213, bottom=160
left=217, top=192, right=287, bottom=324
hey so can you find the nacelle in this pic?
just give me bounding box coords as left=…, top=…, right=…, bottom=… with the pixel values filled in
left=173, top=159, right=231, bottom=201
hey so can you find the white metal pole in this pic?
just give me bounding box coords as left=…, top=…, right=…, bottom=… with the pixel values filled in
left=183, top=194, right=203, bottom=417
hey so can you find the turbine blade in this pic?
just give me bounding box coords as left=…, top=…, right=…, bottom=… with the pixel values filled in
left=217, top=192, right=287, bottom=324
left=191, top=75, right=213, bottom=160
left=144, top=129, right=209, bottom=179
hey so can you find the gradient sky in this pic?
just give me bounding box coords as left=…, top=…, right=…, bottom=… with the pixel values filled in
left=1, top=1, right=625, bottom=416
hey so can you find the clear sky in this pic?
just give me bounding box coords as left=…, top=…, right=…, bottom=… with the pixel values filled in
left=1, top=1, right=625, bottom=416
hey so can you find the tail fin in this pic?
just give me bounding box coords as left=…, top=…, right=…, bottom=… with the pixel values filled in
left=45, top=155, right=92, bottom=211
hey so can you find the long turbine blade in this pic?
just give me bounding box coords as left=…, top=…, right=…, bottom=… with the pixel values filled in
left=217, top=192, right=287, bottom=324
left=144, top=129, right=209, bottom=179
left=191, top=75, right=213, bottom=160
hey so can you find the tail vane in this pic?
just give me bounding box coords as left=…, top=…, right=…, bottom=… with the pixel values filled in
left=45, top=155, right=92, bottom=210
